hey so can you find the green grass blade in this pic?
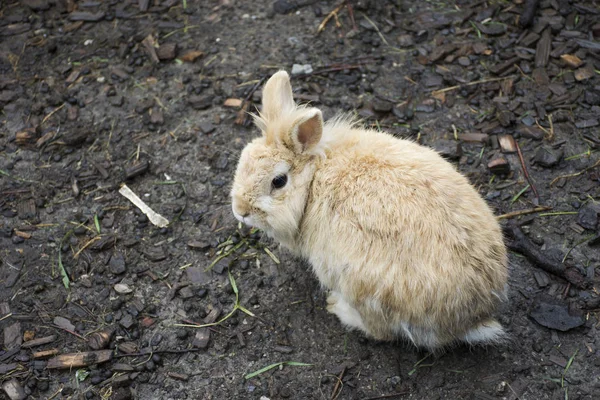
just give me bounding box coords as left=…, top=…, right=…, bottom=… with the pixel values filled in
left=228, top=271, right=239, bottom=295
left=94, top=214, right=101, bottom=234
left=237, top=305, right=255, bottom=317
left=510, top=184, right=530, bottom=205
left=58, top=251, right=70, bottom=289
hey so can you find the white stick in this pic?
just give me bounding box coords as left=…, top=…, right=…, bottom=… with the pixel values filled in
left=118, top=184, right=169, bottom=228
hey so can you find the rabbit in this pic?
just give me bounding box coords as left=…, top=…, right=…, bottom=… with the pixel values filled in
left=230, top=70, right=508, bottom=351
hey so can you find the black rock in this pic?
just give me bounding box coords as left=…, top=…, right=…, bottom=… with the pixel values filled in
left=188, top=95, right=213, bottom=110
left=109, top=253, right=127, bottom=275
left=578, top=205, right=599, bottom=230
left=273, top=0, right=296, bottom=14
left=371, top=99, right=393, bottom=113
left=584, top=90, right=600, bottom=106
left=530, top=298, right=585, bottom=331
left=119, top=314, right=135, bottom=329
left=199, top=121, right=215, bottom=134
left=534, top=146, right=563, bottom=168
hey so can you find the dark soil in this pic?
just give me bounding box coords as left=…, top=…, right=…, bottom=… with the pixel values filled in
left=2, top=0, right=600, bottom=399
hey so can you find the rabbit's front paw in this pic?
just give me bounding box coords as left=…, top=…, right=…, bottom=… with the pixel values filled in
left=326, top=292, right=366, bottom=332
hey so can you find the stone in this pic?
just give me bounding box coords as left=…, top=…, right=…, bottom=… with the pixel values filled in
left=530, top=298, right=584, bottom=331
left=291, top=64, right=313, bottom=76
left=192, top=328, right=210, bottom=349
left=371, top=99, right=392, bottom=113
left=109, top=253, right=126, bottom=275
left=188, top=95, right=212, bottom=110
left=578, top=205, right=599, bottom=231
left=534, top=146, right=563, bottom=168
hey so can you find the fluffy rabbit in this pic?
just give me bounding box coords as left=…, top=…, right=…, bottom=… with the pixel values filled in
left=231, top=71, right=508, bottom=351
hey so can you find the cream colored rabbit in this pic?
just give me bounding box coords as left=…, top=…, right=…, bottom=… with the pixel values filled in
left=231, top=71, right=508, bottom=350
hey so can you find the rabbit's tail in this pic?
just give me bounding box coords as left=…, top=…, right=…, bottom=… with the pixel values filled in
left=462, top=319, right=506, bottom=346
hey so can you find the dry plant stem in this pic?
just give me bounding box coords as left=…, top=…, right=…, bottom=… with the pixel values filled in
left=346, top=3, right=357, bottom=31
left=317, top=1, right=347, bottom=33
left=432, top=76, right=516, bottom=96
left=550, top=159, right=600, bottom=186
left=515, top=140, right=540, bottom=205
left=330, top=366, right=346, bottom=400
left=496, top=206, right=552, bottom=220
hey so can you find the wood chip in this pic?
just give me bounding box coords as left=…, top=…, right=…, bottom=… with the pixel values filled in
left=117, top=342, right=137, bottom=354
left=53, top=316, right=75, bottom=332
left=32, top=349, right=59, bottom=359
left=15, top=129, right=36, bottom=146
left=457, top=133, right=489, bottom=143
left=141, top=34, right=159, bottom=64
left=13, top=230, right=31, bottom=239
left=47, top=350, right=113, bottom=369
left=157, top=43, right=177, bottom=61
left=574, top=65, right=594, bottom=81
left=2, top=379, right=26, bottom=400
left=223, top=98, right=243, bottom=108
left=560, top=54, right=583, bottom=68
left=69, top=11, right=105, bottom=22
left=4, top=322, right=22, bottom=350
left=204, top=307, right=221, bottom=324
left=487, top=158, right=511, bottom=175
left=112, top=363, right=135, bottom=372
left=192, top=328, right=210, bottom=349
left=167, top=372, right=189, bottom=381
left=498, top=135, right=517, bottom=153
left=178, top=50, right=204, bottom=63
left=119, top=184, right=169, bottom=228
left=22, top=335, right=56, bottom=348
left=125, top=160, right=149, bottom=180
left=535, top=28, right=552, bottom=68
left=87, top=329, right=113, bottom=350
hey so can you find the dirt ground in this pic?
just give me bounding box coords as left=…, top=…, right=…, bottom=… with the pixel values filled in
left=1, top=0, right=600, bottom=399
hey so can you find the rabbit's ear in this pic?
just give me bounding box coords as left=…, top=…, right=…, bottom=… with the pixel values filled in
left=290, top=108, right=323, bottom=153
left=262, top=71, right=295, bottom=121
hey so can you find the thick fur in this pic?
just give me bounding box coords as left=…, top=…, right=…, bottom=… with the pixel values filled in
left=231, top=71, right=509, bottom=351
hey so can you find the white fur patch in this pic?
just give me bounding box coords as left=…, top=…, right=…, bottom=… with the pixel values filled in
left=273, top=161, right=290, bottom=177
left=326, top=292, right=366, bottom=332
left=462, top=320, right=504, bottom=345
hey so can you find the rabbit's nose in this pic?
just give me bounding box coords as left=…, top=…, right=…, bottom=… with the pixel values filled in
left=232, top=198, right=250, bottom=218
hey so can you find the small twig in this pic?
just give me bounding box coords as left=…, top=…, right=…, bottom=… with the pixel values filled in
left=317, top=1, right=347, bottom=34
left=503, top=223, right=588, bottom=288
left=330, top=366, right=346, bottom=400
left=53, top=326, right=86, bottom=340
left=496, top=206, right=552, bottom=220
left=515, top=140, right=540, bottom=205
left=41, top=103, right=66, bottom=125
left=346, top=3, right=357, bottom=31
left=73, top=236, right=101, bottom=259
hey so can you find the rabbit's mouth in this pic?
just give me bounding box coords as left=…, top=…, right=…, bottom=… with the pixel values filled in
left=232, top=206, right=259, bottom=228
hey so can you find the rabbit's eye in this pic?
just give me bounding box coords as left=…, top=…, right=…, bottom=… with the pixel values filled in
left=271, top=174, right=288, bottom=189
